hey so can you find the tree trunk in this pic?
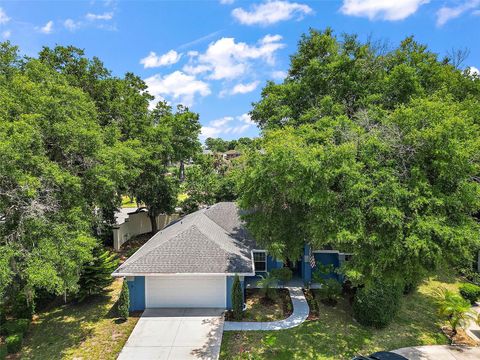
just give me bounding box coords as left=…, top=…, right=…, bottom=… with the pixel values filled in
left=179, top=160, right=185, bottom=182
left=149, top=213, right=158, bottom=234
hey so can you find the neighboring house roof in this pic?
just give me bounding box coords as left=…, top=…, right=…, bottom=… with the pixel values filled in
left=113, top=202, right=257, bottom=276
left=224, top=149, right=241, bottom=155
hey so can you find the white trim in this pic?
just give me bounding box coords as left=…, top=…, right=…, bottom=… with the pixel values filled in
left=252, top=250, right=267, bottom=272
left=112, top=272, right=255, bottom=277
left=312, top=250, right=340, bottom=254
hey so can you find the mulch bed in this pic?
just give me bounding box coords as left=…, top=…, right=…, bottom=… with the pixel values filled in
left=441, top=326, right=479, bottom=346
left=225, top=289, right=292, bottom=321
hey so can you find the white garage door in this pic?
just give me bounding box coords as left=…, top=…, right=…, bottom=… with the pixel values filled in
left=145, top=276, right=226, bottom=308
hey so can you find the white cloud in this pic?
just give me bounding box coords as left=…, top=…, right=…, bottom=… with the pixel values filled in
left=64, top=19, right=81, bottom=31
left=231, top=81, right=260, bottom=95
left=144, top=71, right=211, bottom=107
left=271, top=70, right=287, bottom=80
left=201, top=113, right=254, bottom=139
left=232, top=0, right=312, bottom=25
left=436, top=0, right=480, bottom=26
left=86, top=12, right=114, bottom=21
left=1, top=30, right=10, bottom=39
left=340, top=0, right=429, bottom=21
left=210, top=116, right=234, bottom=127
left=184, top=34, right=285, bottom=80
left=0, top=8, right=10, bottom=25
left=220, top=0, right=235, bottom=4
left=38, top=20, right=54, bottom=34
left=469, top=66, right=479, bottom=76
left=140, top=50, right=182, bottom=68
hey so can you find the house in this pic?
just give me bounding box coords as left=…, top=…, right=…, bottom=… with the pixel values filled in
left=112, top=202, right=349, bottom=311
left=223, top=149, right=241, bottom=160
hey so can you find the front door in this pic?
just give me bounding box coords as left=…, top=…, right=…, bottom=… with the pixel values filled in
left=286, top=259, right=302, bottom=276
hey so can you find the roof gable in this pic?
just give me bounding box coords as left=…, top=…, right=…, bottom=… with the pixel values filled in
left=113, top=202, right=256, bottom=275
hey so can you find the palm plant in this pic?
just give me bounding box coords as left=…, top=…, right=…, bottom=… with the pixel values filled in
left=435, top=288, right=478, bottom=337
left=257, top=273, right=278, bottom=301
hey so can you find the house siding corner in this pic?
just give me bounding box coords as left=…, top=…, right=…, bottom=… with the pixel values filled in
left=126, top=276, right=145, bottom=311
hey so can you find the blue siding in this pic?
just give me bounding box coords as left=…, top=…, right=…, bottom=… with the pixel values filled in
left=302, top=244, right=312, bottom=282
left=267, top=255, right=283, bottom=271
left=313, top=252, right=341, bottom=282
left=226, top=276, right=244, bottom=310
left=301, top=248, right=342, bottom=283
left=127, top=276, right=145, bottom=311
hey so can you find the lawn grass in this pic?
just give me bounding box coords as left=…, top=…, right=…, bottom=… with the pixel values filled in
left=220, top=269, right=460, bottom=360
left=241, top=289, right=291, bottom=322
left=20, top=279, right=140, bottom=360
left=121, top=196, right=138, bottom=208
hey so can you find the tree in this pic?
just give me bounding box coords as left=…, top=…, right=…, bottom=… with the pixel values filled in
left=236, top=30, right=480, bottom=288
left=250, top=29, right=479, bottom=130
left=77, top=246, right=119, bottom=302
left=133, top=102, right=201, bottom=230
left=231, top=274, right=243, bottom=320
left=205, top=138, right=228, bottom=153
left=117, top=280, right=130, bottom=320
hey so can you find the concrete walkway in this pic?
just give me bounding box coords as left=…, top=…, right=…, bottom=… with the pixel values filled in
left=466, top=304, right=480, bottom=342
left=393, top=345, right=480, bottom=360
left=118, top=308, right=224, bottom=360
left=223, top=287, right=309, bottom=331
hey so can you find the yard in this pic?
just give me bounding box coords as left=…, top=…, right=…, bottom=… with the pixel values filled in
left=19, top=279, right=139, bottom=360
left=227, top=289, right=292, bottom=322
left=220, top=269, right=461, bottom=360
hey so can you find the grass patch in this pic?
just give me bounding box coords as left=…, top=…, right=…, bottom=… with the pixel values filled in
left=121, top=196, right=138, bottom=208
left=178, top=193, right=189, bottom=202
left=241, top=289, right=292, bottom=322
left=220, top=270, right=461, bottom=360
left=20, top=279, right=140, bottom=360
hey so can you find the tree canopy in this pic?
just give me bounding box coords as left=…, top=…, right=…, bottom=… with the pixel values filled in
left=0, top=42, right=200, bottom=306
left=237, top=29, right=480, bottom=286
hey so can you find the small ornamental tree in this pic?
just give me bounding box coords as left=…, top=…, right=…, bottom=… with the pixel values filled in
left=77, top=246, right=118, bottom=302
left=231, top=274, right=243, bottom=320
left=436, top=288, right=479, bottom=336
left=117, top=280, right=130, bottom=320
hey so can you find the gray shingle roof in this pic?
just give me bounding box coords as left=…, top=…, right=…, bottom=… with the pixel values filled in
left=113, top=202, right=257, bottom=275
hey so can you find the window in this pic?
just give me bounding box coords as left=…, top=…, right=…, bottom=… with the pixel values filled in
left=253, top=251, right=267, bottom=272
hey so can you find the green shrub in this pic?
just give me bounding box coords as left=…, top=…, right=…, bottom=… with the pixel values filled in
left=117, top=280, right=130, bottom=319
left=353, top=280, right=402, bottom=328
left=257, top=273, right=278, bottom=301
left=231, top=274, right=243, bottom=320
left=271, top=267, right=293, bottom=283
left=4, top=319, right=29, bottom=336
left=0, top=343, right=7, bottom=359
left=12, top=293, right=34, bottom=320
left=6, top=333, right=22, bottom=354
left=459, top=283, right=480, bottom=305
left=316, top=278, right=342, bottom=306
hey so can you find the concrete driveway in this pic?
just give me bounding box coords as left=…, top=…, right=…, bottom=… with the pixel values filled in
left=393, top=345, right=480, bottom=359
left=117, top=308, right=224, bottom=360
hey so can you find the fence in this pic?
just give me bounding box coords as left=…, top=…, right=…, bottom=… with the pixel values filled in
left=113, top=211, right=180, bottom=250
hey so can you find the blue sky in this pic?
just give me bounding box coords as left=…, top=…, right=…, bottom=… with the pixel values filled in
left=2, top=0, right=480, bottom=140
